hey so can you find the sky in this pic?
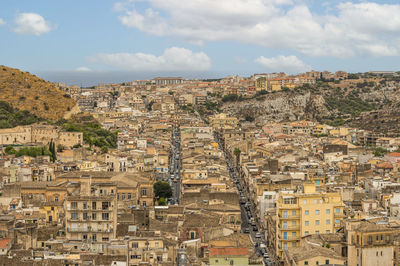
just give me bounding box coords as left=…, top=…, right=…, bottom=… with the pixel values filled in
left=1, top=0, right=400, bottom=85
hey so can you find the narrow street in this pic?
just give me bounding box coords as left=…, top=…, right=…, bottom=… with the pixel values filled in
left=169, top=126, right=181, bottom=205
left=215, top=132, right=277, bottom=266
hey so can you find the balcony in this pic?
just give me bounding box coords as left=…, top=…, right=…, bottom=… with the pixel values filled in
left=280, top=235, right=300, bottom=241
left=67, top=227, right=114, bottom=233
left=280, top=225, right=300, bottom=231
left=278, top=214, right=300, bottom=220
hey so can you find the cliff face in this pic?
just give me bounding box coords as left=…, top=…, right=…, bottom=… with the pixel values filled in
left=222, top=92, right=329, bottom=125
left=221, top=80, right=400, bottom=135
left=0, top=65, right=78, bottom=121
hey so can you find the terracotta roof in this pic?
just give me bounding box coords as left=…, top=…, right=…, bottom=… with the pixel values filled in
left=0, top=238, right=11, bottom=249
left=376, top=162, right=393, bottom=169
left=387, top=152, right=400, bottom=157
left=209, top=247, right=249, bottom=257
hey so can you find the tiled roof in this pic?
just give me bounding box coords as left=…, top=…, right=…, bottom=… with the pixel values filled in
left=209, top=247, right=249, bottom=256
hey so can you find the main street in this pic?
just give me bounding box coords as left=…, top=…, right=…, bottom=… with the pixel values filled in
left=215, top=132, right=277, bottom=266
left=169, top=126, right=181, bottom=204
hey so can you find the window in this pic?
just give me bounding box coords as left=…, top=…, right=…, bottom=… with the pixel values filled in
left=303, top=200, right=307, bottom=204
left=83, top=234, right=87, bottom=240
left=128, top=193, right=132, bottom=199
left=326, top=230, right=330, bottom=234
left=304, top=261, right=308, bottom=265
left=316, top=230, right=319, bottom=235
left=54, top=195, right=58, bottom=202
left=292, top=242, right=296, bottom=247
left=142, top=188, right=147, bottom=196
left=83, top=203, right=87, bottom=209
left=292, top=232, right=296, bottom=237
left=316, top=210, right=320, bottom=215
left=326, top=209, right=330, bottom=214
left=121, top=194, right=125, bottom=200
left=315, top=220, right=320, bottom=225
left=292, top=211, right=296, bottom=216
left=283, top=222, right=287, bottom=229
left=283, top=243, right=287, bottom=250
left=368, top=236, right=372, bottom=244
left=283, top=211, right=288, bottom=218
left=305, top=221, right=309, bottom=226
left=132, top=242, right=138, bottom=248
left=92, top=202, right=96, bottom=210
left=336, top=208, right=340, bottom=213
left=92, top=213, right=96, bottom=220
left=102, top=213, right=109, bottom=220
left=71, top=213, right=78, bottom=220
left=102, top=202, right=109, bottom=210
left=314, top=199, right=318, bottom=204
left=83, top=213, right=88, bottom=220
left=305, top=231, right=309, bottom=235
left=386, top=235, right=390, bottom=242
left=92, top=234, right=97, bottom=242
left=71, top=202, right=78, bottom=209
left=305, top=210, right=309, bottom=215
left=190, top=231, right=195, bottom=239
left=326, top=219, right=330, bottom=225
left=283, top=197, right=297, bottom=204
left=335, top=219, right=340, bottom=224
left=292, top=221, right=296, bottom=226
left=283, top=232, right=287, bottom=240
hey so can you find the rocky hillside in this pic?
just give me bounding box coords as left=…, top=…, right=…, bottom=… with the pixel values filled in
left=220, top=78, right=400, bottom=135
left=0, top=65, right=77, bottom=120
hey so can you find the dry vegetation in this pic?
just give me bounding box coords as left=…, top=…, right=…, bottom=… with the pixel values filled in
left=0, top=65, right=76, bottom=120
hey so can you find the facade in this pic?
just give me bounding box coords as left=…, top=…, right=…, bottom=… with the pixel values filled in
left=346, top=221, right=396, bottom=266
left=65, top=181, right=117, bottom=252
left=275, top=183, right=345, bottom=259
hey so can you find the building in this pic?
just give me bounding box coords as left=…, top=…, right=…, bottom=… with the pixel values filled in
left=65, top=179, right=117, bottom=252
left=346, top=221, right=396, bottom=266
left=209, top=247, right=249, bottom=266
left=209, top=113, right=238, bottom=130
left=275, top=183, right=345, bottom=259
left=154, top=77, right=182, bottom=86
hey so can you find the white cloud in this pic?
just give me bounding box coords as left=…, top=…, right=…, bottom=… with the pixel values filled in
left=255, top=55, right=311, bottom=73
left=115, top=0, right=400, bottom=57
left=75, top=67, right=92, bottom=72
left=0, top=18, right=5, bottom=26
left=13, top=13, right=53, bottom=36
left=88, top=47, right=211, bottom=71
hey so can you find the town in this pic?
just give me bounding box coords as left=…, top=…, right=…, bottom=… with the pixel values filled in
left=0, top=68, right=400, bottom=266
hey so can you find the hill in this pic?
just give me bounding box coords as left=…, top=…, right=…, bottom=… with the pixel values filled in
left=0, top=65, right=77, bottom=120
left=216, top=77, right=400, bottom=136
left=0, top=101, right=42, bottom=128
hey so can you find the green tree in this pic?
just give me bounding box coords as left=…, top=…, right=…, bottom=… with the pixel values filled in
left=234, top=148, right=241, bottom=167
left=158, top=197, right=166, bottom=206
left=153, top=181, right=172, bottom=199
left=4, top=146, right=16, bottom=154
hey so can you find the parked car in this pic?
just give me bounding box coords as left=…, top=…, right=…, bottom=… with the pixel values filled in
left=255, top=232, right=262, bottom=238
left=253, top=226, right=258, bottom=231
left=244, top=228, right=250, bottom=233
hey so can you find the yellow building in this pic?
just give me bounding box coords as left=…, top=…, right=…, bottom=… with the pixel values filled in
left=209, top=113, right=238, bottom=130
left=275, top=183, right=345, bottom=259
left=256, top=77, right=267, bottom=92
left=40, top=202, right=63, bottom=224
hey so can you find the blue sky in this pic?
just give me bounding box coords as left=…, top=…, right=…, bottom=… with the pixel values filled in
left=1, top=0, right=400, bottom=85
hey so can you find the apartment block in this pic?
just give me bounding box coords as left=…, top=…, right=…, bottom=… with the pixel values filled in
left=65, top=181, right=117, bottom=252
left=275, top=183, right=345, bottom=259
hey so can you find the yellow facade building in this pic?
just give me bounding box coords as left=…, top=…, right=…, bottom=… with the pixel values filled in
left=275, top=183, right=345, bottom=259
